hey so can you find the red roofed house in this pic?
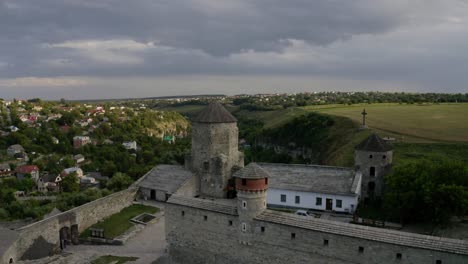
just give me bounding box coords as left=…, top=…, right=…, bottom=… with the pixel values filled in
left=15, top=165, right=40, bottom=181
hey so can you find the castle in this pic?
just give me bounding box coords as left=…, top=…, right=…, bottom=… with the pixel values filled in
left=158, top=103, right=467, bottom=264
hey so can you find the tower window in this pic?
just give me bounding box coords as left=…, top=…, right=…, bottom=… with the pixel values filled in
left=203, top=161, right=209, bottom=171
left=368, top=182, right=376, bottom=191
left=229, top=220, right=233, bottom=226
left=281, top=194, right=286, bottom=202
left=242, top=223, right=247, bottom=232
left=316, top=197, right=322, bottom=206
left=358, top=246, right=364, bottom=253
left=265, top=178, right=268, bottom=184
left=204, top=215, right=207, bottom=221
left=261, top=226, right=265, bottom=232
left=436, top=261, right=442, bottom=264
left=291, top=233, right=296, bottom=239
left=323, top=239, right=329, bottom=246
left=383, top=155, right=387, bottom=160
left=370, top=167, right=376, bottom=177
left=295, top=196, right=300, bottom=204
left=242, top=201, right=247, bottom=209
left=369, top=154, right=373, bottom=159
left=396, top=253, right=402, bottom=260
left=181, top=211, right=185, bottom=217
left=242, top=179, right=247, bottom=186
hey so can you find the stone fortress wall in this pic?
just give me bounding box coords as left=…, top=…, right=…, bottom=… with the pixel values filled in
left=1, top=188, right=137, bottom=264
left=165, top=198, right=468, bottom=264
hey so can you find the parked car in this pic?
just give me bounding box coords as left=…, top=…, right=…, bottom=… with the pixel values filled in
left=295, top=210, right=310, bottom=217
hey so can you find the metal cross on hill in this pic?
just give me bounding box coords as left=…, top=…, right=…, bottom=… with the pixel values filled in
left=361, top=108, right=367, bottom=126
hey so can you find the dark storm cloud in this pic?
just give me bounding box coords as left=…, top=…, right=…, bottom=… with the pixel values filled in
left=1, top=0, right=468, bottom=97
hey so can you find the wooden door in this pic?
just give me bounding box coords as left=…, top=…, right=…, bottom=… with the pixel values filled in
left=326, top=199, right=333, bottom=210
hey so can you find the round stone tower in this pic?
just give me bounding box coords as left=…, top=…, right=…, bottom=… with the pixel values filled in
left=354, top=134, right=393, bottom=200
left=233, top=163, right=269, bottom=245
left=189, top=102, right=244, bottom=198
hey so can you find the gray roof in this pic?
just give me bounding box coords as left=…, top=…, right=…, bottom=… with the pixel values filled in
left=138, top=165, right=194, bottom=193
left=355, top=134, right=393, bottom=152
left=258, top=163, right=359, bottom=196
left=192, top=103, right=237, bottom=123
left=255, top=210, right=468, bottom=256
left=0, top=163, right=10, bottom=170
left=8, top=144, right=24, bottom=151
left=168, top=195, right=238, bottom=215
left=0, top=226, right=18, bottom=257
left=233, top=163, right=271, bottom=179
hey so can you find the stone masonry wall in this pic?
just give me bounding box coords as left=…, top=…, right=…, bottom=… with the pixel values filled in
left=1, top=188, right=137, bottom=264
left=191, top=122, right=243, bottom=198
left=355, top=150, right=393, bottom=198
left=166, top=203, right=468, bottom=264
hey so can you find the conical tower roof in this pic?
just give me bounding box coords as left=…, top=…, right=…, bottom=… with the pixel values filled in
left=233, top=163, right=270, bottom=179
left=355, top=134, right=392, bottom=152
left=192, top=103, right=237, bottom=123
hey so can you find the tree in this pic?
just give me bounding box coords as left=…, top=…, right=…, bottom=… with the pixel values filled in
left=61, top=173, right=80, bottom=193
left=107, top=172, right=133, bottom=191
left=384, top=159, right=468, bottom=225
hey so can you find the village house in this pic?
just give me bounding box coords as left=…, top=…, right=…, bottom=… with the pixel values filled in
left=51, top=137, right=59, bottom=144
left=80, top=176, right=99, bottom=189
left=15, top=165, right=40, bottom=181
left=46, top=114, right=62, bottom=122
left=122, top=141, right=137, bottom=150
left=73, top=154, right=85, bottom=164
left=0, top=163, right=12, bottom=177
left=7, top=144, right=24, bottom=157
left=61, top=167, right=84, bottom=178
left=37, top=173, right=61, bottom=192
left=73, top=136, right=91, bottom=148
left=8, top=126, right=19, bottom=132
left=87, top=172, right=109, bottom=182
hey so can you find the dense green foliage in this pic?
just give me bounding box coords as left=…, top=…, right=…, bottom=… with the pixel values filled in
left=61, top=173, right=80, bottom=193
left=384, top=159, right=468, bottom=225
left=107, top=172, right=133, bottom=191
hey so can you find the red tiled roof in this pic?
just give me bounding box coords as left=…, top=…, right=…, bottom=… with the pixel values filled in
left=16, top=165, right=39, bottom=174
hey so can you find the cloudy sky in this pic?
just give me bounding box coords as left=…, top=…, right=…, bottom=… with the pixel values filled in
left=1, top=0, right=468, bottom=99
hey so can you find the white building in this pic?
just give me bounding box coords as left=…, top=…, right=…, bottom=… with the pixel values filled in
left=61, top=167, right=84, bottom=178
left=122, top=141, right=137, bottom=150
left=258, top=163, right=362, bottom=214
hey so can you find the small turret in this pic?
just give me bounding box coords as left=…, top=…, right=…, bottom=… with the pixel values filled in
left=355, top=134, right=393, bottom=200
left=233, top=163, right=269, bottom=245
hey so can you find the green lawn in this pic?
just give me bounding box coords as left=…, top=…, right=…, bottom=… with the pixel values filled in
left=303, top=103, right=468, bottom=143
left=91, top=255, right=138, bottom=264
left=80, top=204, right=158, bottom=239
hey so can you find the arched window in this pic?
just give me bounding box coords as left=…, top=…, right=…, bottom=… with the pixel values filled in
left=242, top=201, right=247, bottom=209
left=9, top=258, right=13, bottom=264
left=370, top=167, right=376, bottom=177
left=242, top=223, right=247, bottom=232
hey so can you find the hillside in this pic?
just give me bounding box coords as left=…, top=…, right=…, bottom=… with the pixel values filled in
left=157, top=103, right=468, bottom=167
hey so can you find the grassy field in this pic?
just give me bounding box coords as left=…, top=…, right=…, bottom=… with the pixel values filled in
left=80, top=204, right=158, bottom=239
left=303, top=103, right=468, bottom=143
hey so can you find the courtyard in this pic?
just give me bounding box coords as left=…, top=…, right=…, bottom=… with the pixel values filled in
left=19, top=202, right=166, bottom=264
